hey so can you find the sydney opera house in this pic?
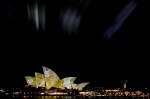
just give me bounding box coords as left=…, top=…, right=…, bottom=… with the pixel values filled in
left=24, top=66, right=90, bottom=95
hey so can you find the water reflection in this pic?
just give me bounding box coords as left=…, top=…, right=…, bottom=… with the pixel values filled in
left=10, top=96, right=150, bottom=99
left=35, top=96, right=78, bottom=99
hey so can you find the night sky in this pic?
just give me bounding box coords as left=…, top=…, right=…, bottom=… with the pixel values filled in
left=0, top=0, right=149, bottom=88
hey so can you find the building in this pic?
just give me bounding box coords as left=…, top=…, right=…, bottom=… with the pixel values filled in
left=24, top=66, right=90, bottom=95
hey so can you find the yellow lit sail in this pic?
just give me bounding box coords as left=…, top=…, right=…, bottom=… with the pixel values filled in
left=35, top=72, right=45, bottom=88
left=76, top=82, right=90, bottom=90
left=42, top=66, right=60, bottom=89
left=71, top=83, right=77, bottom=89
left=25, top=76, right=35, bottom=86
left=24, top=66, right=90, bottom=90
left=60, top=77, right=76, bottom=89
left=53, top=80, right=65, bottom=89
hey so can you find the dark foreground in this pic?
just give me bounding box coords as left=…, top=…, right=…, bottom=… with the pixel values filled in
left=1, top=95, right=150, bottom=99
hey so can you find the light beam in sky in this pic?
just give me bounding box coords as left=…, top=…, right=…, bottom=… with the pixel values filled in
left=103, top=0, right=139, bottom=40
left=59, top=0, right=91, bottom=35
left=34, top=1, right=39, bottom=31
left=27, top=1, right=46, bottom=31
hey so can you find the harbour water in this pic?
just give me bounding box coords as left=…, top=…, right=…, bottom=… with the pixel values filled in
left=2, top=95, right=150, bottom=99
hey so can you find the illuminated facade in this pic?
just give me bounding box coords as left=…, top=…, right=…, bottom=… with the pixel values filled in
left=76, top=82, right=90, bottom=91
left=35, top=72, right=45, bottom=88
left=25, top=66, right=89, bottom=90
left=71, top=83, right=78, bottom=89
left=60, top=77, right=76, bottom=89
left=42, top=66, right=60, bottom=89
left=25, top=76, right=35, bottom=86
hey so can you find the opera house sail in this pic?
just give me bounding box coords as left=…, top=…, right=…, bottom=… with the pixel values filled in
left=60, top=77, right=76, bottom=89
left=25, top=76, right=35, bottom=87
left=77, top=82, right=90, bottom=90
left=35, top=72, right=45, bottom=88
left=24, top=66, right=90, bottom=91
left=42, top=66, right=60, bottom=89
